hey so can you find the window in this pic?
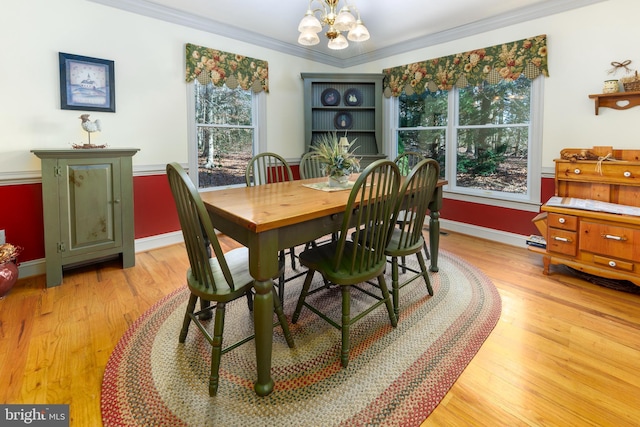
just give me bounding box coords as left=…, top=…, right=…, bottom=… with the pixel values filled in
left=394, top=76, right=542, bottom=208
left=189, top=81, right=265, bottom=190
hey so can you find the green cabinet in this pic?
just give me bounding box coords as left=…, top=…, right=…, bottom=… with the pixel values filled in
left=32, top=149, right=139, bottom=287
left=301, top=72, right=386, bottom=167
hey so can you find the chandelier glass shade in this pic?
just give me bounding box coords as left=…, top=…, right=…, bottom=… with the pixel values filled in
left=297, top=0, right=370, bottom=50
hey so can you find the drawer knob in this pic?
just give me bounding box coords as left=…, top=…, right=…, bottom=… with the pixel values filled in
left=624, top=171, right=632, bottom=178
left=552, top=236, right=572, bottom=242
left=609, top=260, right=617, bottom=268
left=558, top=217, right=566, bottom=224
left=574, top=168, right=581, bottom=174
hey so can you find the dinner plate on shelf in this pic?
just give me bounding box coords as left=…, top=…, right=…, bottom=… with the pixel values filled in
left=344, top=88, right=362, bottom=106
left=334, top=111, right=353, bottom=129
left=321, top=88, right=341, bottom=106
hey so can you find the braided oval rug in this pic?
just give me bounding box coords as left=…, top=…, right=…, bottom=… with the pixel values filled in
left=101, top=250, right=501, bottom=426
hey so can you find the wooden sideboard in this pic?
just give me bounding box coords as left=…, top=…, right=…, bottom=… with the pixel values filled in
left=530, top=146, right=640, bottom=287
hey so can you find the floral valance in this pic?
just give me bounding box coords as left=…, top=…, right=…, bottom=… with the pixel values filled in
left=382, top=34, right=548, bottom=97
left=185, top=43, right=269, bottom=93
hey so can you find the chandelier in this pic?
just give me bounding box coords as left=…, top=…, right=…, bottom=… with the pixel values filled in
left=297, top=0, right=370, bottom=50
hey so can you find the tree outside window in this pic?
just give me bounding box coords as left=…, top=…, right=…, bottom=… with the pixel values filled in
left=194, top=81, right=254, bottom=189
left=397, top=76, right=535, bottom=200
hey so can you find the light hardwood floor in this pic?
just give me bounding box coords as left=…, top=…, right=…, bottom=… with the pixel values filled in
left=1, top=231, right=639, bottom=426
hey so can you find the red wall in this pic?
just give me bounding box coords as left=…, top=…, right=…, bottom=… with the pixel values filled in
left=0, top=174, right=556, bottom=264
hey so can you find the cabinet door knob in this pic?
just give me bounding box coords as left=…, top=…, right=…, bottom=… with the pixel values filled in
left=573, top=168, right=581, bottom=174
left=624, top=171, right=632, bottom=178
left=114, top=199, right=121, bottom=204
left=558, top=217, right=566, bottom=224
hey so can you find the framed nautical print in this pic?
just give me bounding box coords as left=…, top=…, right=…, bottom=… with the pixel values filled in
left=59, top=52, right=115, bottom=112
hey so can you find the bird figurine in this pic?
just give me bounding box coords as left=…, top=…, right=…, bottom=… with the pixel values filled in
left=79, top=114, right=101, bottom=146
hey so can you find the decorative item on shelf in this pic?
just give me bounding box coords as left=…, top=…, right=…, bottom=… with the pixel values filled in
left=297, top=0, right=370, bottom=50
left=321, top=88, right=341, bottom=106
left=602, top=80, right=620, bottom=94
left=334, top=111, right=353, bottom=129
left=621, top=71, right=640, bottom=92
left=74, top=114, right=107, bottom=149
left=344, top=88, right=362, bottom=106
left=0, top=243, right=22, bottom=299
left=605, top=59, right=639, bottom=93
left=311, top=132, right=360, bottom=187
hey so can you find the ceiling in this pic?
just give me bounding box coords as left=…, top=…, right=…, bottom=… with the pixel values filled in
left=90, top=0, right=604, bottom=67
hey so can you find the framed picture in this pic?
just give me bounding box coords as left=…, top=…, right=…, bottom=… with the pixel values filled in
left=59, top=52, right=115, bottom=112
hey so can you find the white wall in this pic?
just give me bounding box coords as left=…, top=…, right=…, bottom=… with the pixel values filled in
left=354, top=0, right=640, bottom=169
left=2, top=0, right=639, bottom=177
left=0, top=0, right=339, bottom=176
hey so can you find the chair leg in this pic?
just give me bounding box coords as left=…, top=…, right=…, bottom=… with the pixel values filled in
left=341, top=285, right=352, bottom=368
left=209, top=302, right=226, bottom=396
left=290, top=246, right=297, bottom=270
left=199, top=299, right=213, bottom=320
left=391, top=256, right=400, bottom=318
left=179, top=294, right=198, bottom=343
left=272, top=287, right=295, bottom=348
left=401, top=255, right=407, bottom=274
left=245, top=289, right=254, bottom=311
left=423, top=240, right=431, bottom=260
left=278, top=250, right=286, bottom=305
left=416, top=251, right=433, bottom=296
left=378, top=274, right=398, bottom=328
left=292, top=270, right=315, bottom=324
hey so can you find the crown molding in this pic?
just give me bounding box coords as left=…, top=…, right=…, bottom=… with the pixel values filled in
left=88, top=0, right=606, bottom=68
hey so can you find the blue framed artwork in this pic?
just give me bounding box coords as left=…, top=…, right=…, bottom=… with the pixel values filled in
left=59, top=52, right=115, bottom=112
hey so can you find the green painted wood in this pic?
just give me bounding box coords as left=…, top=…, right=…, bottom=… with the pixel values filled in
left=301, top=73, right=386, bottom=163
left=31, top=149, right=139, bottom=287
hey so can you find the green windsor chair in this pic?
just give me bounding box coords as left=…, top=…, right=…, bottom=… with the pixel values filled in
left=299, top=151, right=326, bottom=180
left=166, top=162, right=294, bottom=396
left=385, top=158, right=440, bottom=318
left=292, top=159, right=401, bottom=368
left=245, top=152, right=299, bottom=304
left=299, top=151, right=334, bottom=248
left=393, top=151, right=430, bottom=260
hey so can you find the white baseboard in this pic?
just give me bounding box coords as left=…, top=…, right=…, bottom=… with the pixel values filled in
left=17, top=231, right=185, bottom=280
left=18, top=224, right=526, bottom=280
left=439, top=219, right=528, bottom=248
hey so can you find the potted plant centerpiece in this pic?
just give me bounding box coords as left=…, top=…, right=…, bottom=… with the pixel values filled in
left=311, top=132, right=360, bottom=188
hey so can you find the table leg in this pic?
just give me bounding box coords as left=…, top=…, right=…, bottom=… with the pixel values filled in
left=429, top=210, right=440, bottom=272
left=252, top=278, right=275, bottom=396
left=429, top=186, right=443, bottom=272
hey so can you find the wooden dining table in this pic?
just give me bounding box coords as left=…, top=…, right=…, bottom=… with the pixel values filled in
left=200, top=176, right=447, bottom=396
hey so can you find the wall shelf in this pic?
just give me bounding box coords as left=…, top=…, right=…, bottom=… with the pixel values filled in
left=588, top=91, right=640, bottom=115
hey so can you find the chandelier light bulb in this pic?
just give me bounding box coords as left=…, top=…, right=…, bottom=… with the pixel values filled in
left=298, top=11, right=322, bottom=33
left=328, top=34, right=348, bottom=50
left=334, top=7, right=356, bottom=32
left=298, top=30, right=320, bottom=46
left=347, top=19, right=370, bottom=42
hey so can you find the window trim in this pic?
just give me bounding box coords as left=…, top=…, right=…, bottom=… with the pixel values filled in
left=386, top=77, right=544, bottom=212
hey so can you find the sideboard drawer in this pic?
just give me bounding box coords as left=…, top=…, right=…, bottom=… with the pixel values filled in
left=556, top=161, right=640, bottom=185
left=547, top=213, right=578, bottom=231
left=592, top=255, right=634, bottom=272
left=579, top=221, right=640, bottom=262
left=547, top=229, right=577, bottom=256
